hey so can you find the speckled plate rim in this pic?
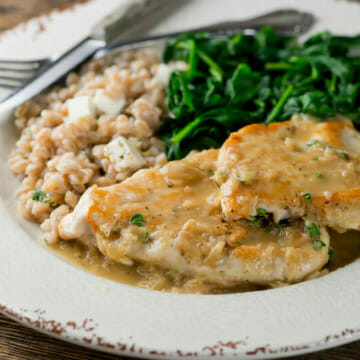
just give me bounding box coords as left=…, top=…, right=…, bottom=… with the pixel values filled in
left=2, top=0, right=360, bottom=358
left=1, top=109, right=360, bottom=360
left=0, top=201, right=360, bottom=360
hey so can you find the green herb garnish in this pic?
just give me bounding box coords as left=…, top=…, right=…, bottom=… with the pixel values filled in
left=315, top=173, right=324, bottom=178
left=338, top=151, right=350, bottom=160
left=302, top=193, right=312, bottom=202
left=248, top=208, right=269, bottom=228
left=312, top=157, right=319, bottom=161
left=256, top=208, right=267, bottom=217
left=143, top=232, right=150, bottom=243
left=326, top=249, right=334, bottom=266
left=305, top=220, right=321, bottom=238
left=313, top=239, right=326, bottom=250
left=32, top=189, right=47, bottom=202
left=130, top=214, right=146, bottom=227
left=307, top=140, right=350, bottom=161
left=265, top=219, right=290, bottom=233
left=306, top=140, right=321, bottom=147
left=236, top=175, right=246, bottom=184
left=304, top=220, right=325, bottom=250
left=32, top=189, right=59, bottom=209
left=248, top=208, right=290, bottom=232
left=161, top=29, right=360, bottom=160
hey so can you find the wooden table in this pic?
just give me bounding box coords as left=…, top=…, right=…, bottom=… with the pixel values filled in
left=0, top=1, right=359, bottom=359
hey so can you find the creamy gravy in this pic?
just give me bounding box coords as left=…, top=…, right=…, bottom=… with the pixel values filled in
left=59, top=149, right=331, bottom=289
left=328, top=230, right=360, bottom=271
left=217, top=118, right=360, bottom=232
left=52, top=229, right=360, bottom=294
left=52, top=241, right=265, bottom=294
left=55, top=118, right=360, bottom=294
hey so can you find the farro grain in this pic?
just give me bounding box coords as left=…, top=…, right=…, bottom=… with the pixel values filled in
left=9, top=48, right=185, bottom=243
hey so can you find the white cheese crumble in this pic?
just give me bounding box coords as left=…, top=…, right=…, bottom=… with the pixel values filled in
left=93, top=89, right=126, bottom=116
left=58, top=186, right=95, bottom=241
left=154, top=64, right=173, bottom=86
left=67, top=96, right=96, bottom=122
left=104, top=136, right=145, bottom=172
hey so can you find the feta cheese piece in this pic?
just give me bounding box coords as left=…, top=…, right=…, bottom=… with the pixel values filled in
left=58, top=187, right=96, bottom=246
left=67, top=96, right=96, bottom=121
left=104, top=136, right=146, bottom=172
left=93, top=89, right=126, bottom=116
left=154, top=64, right=173, bottom=86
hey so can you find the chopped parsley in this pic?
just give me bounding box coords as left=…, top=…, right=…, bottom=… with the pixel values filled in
left=208, top=169, right=215, bottom=176
left=315, top=173, right=324, bottom=178
left=265, top=219, right=289, bottom=233
left=248, top=208, right=269, bottom=228
left=312, top=157, right=319, bottom=161
left=248, top=208, right=290, bottom=232
left=142, top=231, right=150, bottom=243
left=32, top=189, right=47, bottom=202
left=306, top=139, right=321, bottom=147
left=304, top=220, right=321, bottom=238
left=307, top=140, right=350, bottom=161
left=265, top=225, right=272, bottom=233
left=326, top=249, right=334, bottom=266
left=256, top=208, right=267, bottom=217
left=214, top=181, right=220, bottom=189
left=338, top=151, right=350, bottom=161
left=313, top=239, right=326, bottom=250
left=130, top=214, right=146, bottom=227
left=32, top=189, right=59, bottom=209
left=236, top=175, right=246, bottom=184
left=302, top=193, right=312, bottom=202
left=304, top=220, right=326, bottom=250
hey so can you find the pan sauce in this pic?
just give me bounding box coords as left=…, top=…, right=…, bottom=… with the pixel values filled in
left=54, top=117, right=360, bottom=294
left=53, top=229, right=360, bottom=294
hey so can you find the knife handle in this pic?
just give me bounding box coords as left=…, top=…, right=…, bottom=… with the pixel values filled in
left=91, top=0, right=162, bottom=44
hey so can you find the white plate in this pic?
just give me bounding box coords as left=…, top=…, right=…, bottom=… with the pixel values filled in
left=1, top=0, right=360, bottom=358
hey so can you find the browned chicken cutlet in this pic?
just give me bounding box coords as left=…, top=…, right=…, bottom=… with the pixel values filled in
left=59, top=149, right=329, bottom=287
left=216, top=116, right=360, bottom=232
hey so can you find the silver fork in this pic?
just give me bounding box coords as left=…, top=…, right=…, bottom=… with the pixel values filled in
left=0, top=8, right=315, bottom=115
left=0, top=59, right=48, bottom=89
left=0, top=0, right=181, bottom=91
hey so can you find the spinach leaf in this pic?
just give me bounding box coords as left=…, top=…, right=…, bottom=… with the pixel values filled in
left=161, top=28, right=360, bottom=160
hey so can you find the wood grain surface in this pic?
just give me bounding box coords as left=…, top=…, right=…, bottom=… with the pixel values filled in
left=0, top=0, right=81, bottom=31
left=0, top=0, right=359, bottom=359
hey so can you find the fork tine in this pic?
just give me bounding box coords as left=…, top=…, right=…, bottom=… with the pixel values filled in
left=0, top=59, right=42, bottom=64
left=0, top=72, right=35, bottom=81
left=0, top=82, right=18, bottom=89
left=0, top=67, right=36, bottom=73
left=0, top=77, right=23, bottom=89
left=0, top=58, right=48, bottom=90
left=0, top=69, right=35, bottom=89
left=0, top=59, right=44, bottom=71
left=0, top=74, right=24, bottom=84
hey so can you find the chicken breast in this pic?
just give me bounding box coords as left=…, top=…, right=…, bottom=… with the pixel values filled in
left=59, top=149, right=329, bottom=287
left=216, top=116, right=360, bottom=232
